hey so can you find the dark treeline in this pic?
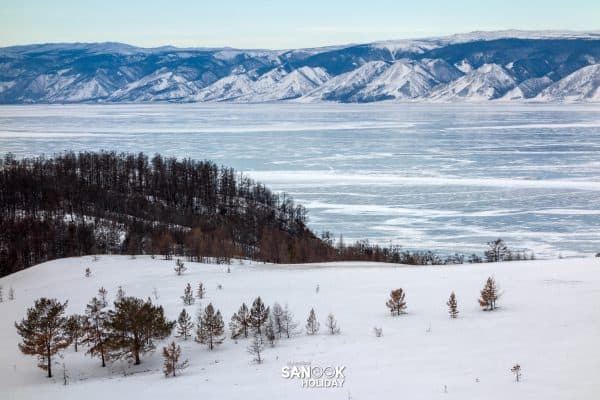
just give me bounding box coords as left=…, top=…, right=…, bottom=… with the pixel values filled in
left=0, top=151, right=336, bottom=276
left=0, top=151, right=520, bottom=277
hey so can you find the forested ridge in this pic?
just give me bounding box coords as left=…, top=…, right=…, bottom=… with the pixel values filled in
left=0, top=151, right=519, bottom=277
left=0, top=151, right=336, bottom=276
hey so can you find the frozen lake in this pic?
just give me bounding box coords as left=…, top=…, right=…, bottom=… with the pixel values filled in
left=1, top=103, right=599, bottom=258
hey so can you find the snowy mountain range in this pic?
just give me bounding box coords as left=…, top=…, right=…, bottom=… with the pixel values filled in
left=1, top=30, right=600, bottom=103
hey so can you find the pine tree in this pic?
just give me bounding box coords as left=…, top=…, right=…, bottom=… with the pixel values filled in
left=181, top=283, right=195, bottom=305
left=271, top=302, right=284, bottom=339
left=478, top=277, right=500, bottom=311
left=305, top=308, right=320, bottom=335
left=104, top=297, right=175, bottom=364
left=81, top=297, right=109, bottom=367
left=162, top=341, right=189, bottom=377
left=280, top=304, right=298, bottom=339
left=98, top=287, right=108, bottom=307
left=65, top=314, right=84, bottom=352
left=176, top=309, right=194, bottom=340
left=195, top=303, right=225, bottom=350
left=247, top=333, right=264, bottom=364
left=85, top=267, right=92, bottom=278
left=230, top=303, right=251, bottom=339
left=447, top=292, right=459, bottom=318
left=196, top=282, right=205, bottom=299
left=8, top=286, right=15, bottom=301
left=249, top=296, right=269, bottom=335
left=15, top=298, right=71, bottom=377
left=174, top=259, right=187, bottom=276
left=325, top=313, right=340, bottom=335
left=511, top=364, right=522, bottom=382
left=116, top=286, right=125, bottom=302
left=386, top=288, right=407, bottom=315
left=265, top=313, right=277, bottom=346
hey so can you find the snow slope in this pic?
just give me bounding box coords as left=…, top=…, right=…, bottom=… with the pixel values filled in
left=194, top=66, right=330, bottom=102
left=430, top=64, right=517, bottom=101
left=535, top=64, right=600, bottom=102
left=1, top=256, right=599, bottom=400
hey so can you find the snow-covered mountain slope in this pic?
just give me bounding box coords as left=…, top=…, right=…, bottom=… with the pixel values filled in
left=430, top=64, right=517, bottom=101
left=500, top=77, right=554, bottom=100
left=1, top=255, right=599, bottom=400
left=300, top=61, right=390, bottom=102
left=535, top=64, right=600, bottom=102
left=2, top=31, right=600, bottom=103
left=302, top=59, right=463, bottom=102
left=195, top=66, right=330, bottom=102
left=110, top=69, right=201, bottom=102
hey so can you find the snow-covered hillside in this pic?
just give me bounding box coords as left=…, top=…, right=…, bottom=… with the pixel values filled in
left=430, top=64, right=517, bottom=101
left=535, top=64, right=600, bottom=102
left=1, top=256, right=599, bottom=399
left=2, top=31, right=600, bottom=103
left=195, top=66, right=330, bottom=102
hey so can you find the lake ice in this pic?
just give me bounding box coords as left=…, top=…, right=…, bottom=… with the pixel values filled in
left=1, top=103, right=599, bottom=258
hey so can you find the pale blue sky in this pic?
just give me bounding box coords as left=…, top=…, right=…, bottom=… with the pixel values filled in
left=1, top=0, right=599, bottom=49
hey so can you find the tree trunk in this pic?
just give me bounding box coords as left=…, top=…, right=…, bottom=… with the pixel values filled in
left=135, top=351, right=140, bottom=365
left=47, top=350, right=52, bottom=378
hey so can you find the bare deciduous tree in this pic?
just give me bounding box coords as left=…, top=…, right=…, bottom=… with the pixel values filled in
left=174, top=259, right=187, bottom=276
left=280, top=304, right=298, bottom=339
left=511, top=364, right=522, bottom=382
left=265, top=313, right=277, bottom=346
left=306, top=308, right=320, bottom=335
left=247, top=333, right=264, bottom=364
left=325, top=313, right=340, bottom=335
left=196, top=282, right=205, bottom=299
left=485, top=239, right=510, bottom=262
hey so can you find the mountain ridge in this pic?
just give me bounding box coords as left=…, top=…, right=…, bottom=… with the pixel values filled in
left=1, top=31, right=600, bottom=103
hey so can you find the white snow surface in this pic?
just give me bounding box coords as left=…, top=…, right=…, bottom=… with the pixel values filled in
left=536, top=64, right=600, bottom=102
left=1, top=255, right=599, bottom=399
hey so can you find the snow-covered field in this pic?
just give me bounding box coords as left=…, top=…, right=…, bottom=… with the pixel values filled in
left=1, top=255, right=599, bottom=399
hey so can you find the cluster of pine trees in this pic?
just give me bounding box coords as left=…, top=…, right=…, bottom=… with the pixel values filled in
left=14, top=293, right=174, bottom=377
left=385, top=276, right=501, bottom=318
left=14, top=276, right=344, bottom=378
